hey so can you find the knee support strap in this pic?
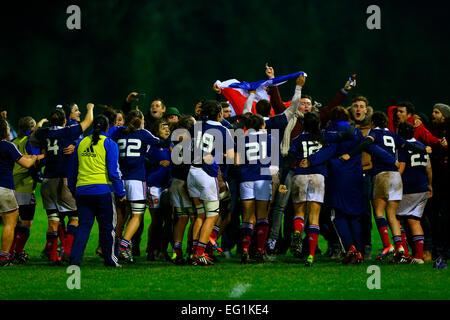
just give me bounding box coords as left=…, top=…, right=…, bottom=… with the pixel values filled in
left=204, top=200, right=220, bottom=218
left=46, top=210, right=60, bottom=222
left=130, top=200, right=146, bottom=215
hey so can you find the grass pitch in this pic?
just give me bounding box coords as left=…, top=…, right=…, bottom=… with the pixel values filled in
left=0, top=186, right=448, bottom=300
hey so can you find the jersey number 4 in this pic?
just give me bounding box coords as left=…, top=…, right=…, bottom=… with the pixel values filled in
left=118, top=138, right=142, bottom=157
left=47, top=139, right=59, bottom=155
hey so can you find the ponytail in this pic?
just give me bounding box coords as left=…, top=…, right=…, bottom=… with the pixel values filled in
left=92, top=115, right=109, bottom=145
left=124, top=110, right=144, bottom=134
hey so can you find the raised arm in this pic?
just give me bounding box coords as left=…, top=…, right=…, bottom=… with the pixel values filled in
left=320, top=77, right=355, bottom=126
left=265, top=64, right=288, bottom=115
left=79, top=103, right=94, bottom=132
left=283, top=75, right=306, bottom=121
left=243, top=90, right=256, bottom=114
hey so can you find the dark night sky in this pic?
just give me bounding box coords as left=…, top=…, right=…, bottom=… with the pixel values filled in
left=0, top=0, right=449, bottom=125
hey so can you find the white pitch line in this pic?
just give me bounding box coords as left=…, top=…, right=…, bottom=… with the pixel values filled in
left=229, top=283, right=251, bottom=298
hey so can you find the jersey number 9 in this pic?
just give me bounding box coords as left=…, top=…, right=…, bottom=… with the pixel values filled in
left=383, top=136, right=396, bottom=154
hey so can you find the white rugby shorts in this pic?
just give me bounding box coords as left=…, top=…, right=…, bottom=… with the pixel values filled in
left=240, top=180, right=272, bottom=201
left=147, top=186, right=162, bottom=209
left=0, top=187, right=19, bottom=214
left=373, top=171, right=403, bottom=201
left=123, top=180, right=146, bottom=201
left=290, top=174, right=325, bottom=203
left=41, top=178, right=77, bottom=212
left=187, top=166, right=219, bottom=201
left=397, top=192, right=429, bottom=219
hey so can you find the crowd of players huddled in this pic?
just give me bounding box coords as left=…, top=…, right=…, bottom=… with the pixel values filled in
left=0, top=64, right=449, bottom=269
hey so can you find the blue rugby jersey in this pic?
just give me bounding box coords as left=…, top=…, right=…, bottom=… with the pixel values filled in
left=67, top=118, right=84, bottom=141
left=239, top=131, right=273, bottom=182
left=265, top=113, right=288, bottom=137
left=189, top=120, right=234, bottom=178
left=171, top=150, right=191, bottom=181
left=289, top=131, right=337, bottom=178
left=367, top=127, right=405, bottom=174
left=146, top=144, right=173, bottom=188
left=398, top=139, right=430, bottom=194
left=111, top=127, right=161, bottom=181
left=0, top=140, right=23, bottom=189
left=35, top=124, right=83, bottom=178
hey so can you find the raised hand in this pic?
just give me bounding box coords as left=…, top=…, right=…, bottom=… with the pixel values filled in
left=213, top=83, right=222, bottom=94
left=344, top=75, right=356, bottom=91
left=296, top=74, right=306, bottom=87
left=265, top=63, right=275, bottom=79
left=126, top=92, right=138, bottom=103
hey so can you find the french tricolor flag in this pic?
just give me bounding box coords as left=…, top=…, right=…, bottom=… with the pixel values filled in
left=214, top=71, right=306, bottom=116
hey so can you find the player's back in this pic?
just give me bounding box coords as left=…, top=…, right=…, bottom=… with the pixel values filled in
left=38, top=125, right=82, bottom=178
left=115, top=127, right=159, bottom=181
left=290, top=132, right=335, bottom=177
left=190, top=120, right=234, bottom=178
left=239, top=131, right=273, bottom=182
left=398, top=139, right=429, bottom=194
left=368, top=127, right=399, bottom=174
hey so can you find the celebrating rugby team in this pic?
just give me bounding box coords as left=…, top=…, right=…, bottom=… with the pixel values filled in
left=0, top=64, right=449, bottom=269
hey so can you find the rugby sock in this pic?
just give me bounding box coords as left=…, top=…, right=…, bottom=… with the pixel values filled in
left=375, top=217, right=391, bottom=248
left=293, top=216, right=305, bottom=234
left=192, top=240, right=199, bottom=255
left=412, top=235, right=424, bottom=259
left=256, top=219, right=269, bottom=252
left=400, top=228, right=410, bottom=257
left=174, top=242, right=183, bottom=257
left=64, top=224, right=77, bottom=256
left=0, top=251, right=11, bottom=262
left=57, top=221, right=66, bottom=250
left=307, top=225, right=320, bottom=258
left=240, top=222, right=254, bottom=251
left=12, top=224, right=30, bottom=254
left=210, top=225, right=220, bottom=242
left=393, top=236, right=403, bottom=251
left=197, top=242, right=207, bottom=256
left=120, top=239, right=131, bottom=251
left=46, top=232, right=58, bottom=262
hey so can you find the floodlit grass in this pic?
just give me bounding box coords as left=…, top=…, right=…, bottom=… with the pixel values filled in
left=0, top=186, right=448, bottom=300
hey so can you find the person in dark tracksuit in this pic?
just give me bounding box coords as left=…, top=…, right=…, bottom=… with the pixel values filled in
left=69, top=115, right=126, bottom=267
